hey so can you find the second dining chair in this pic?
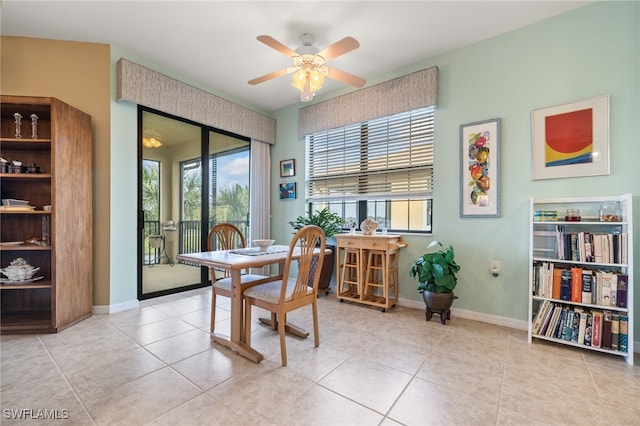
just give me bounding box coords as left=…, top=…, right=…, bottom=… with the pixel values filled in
left=242, top=224, right=326, bottom=366
left=207, top=223, right=269, bottom=334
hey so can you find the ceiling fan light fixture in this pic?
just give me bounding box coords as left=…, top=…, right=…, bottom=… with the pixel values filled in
left=292, top=69, right=324, bottom=102
left=142, top=137, right=162, bottom=148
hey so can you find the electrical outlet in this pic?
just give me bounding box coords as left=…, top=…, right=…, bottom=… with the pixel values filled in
left=490, top=260, right=500, bottom=276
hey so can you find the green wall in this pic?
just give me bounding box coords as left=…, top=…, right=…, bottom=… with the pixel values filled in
left=108, top=2, right=638, bottom=336
left=270, top=1, right=640, bottom=331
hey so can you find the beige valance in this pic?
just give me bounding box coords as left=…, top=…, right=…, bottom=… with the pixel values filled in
left=299, top=66, right=438, bottom=136
left=116, top=58, right=276, bottom=145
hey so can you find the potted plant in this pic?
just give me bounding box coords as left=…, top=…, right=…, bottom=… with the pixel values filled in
left=409, top=240, right=461, bottom=324
left=289, top=208, right=345, bottom=294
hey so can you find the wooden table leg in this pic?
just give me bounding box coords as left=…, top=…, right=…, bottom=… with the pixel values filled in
left=212, top=269, right=264, bottom=362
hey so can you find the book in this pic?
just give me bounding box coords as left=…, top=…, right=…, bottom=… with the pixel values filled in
left=552, top=268, right=562, bottom=300
left=601, top=310, right=612, bottom=349
left=618, top=315, right=628, bottom=353
left=578, top=310, right=587, bottom=344
left=611, top=314, right=620, bottom=350
left=601, top=272, right=614, bottom=306
left=584, top=312, right=593, bottom=346
left=571, top=267, right=582, bottom=303
left=538, top=302, right=556, bottom=336
left=555, top=308, right=568, bottom=339
left=621, top=232, right=628, bottom=264
left=571, top=310, right=581, bottom=342
left=581, top=270, right=593, bottom=305
left=570, top=233, right=578, bottom=261
left=546, top=306, right=562, bottom=337
left=560, top=269, right=572, bottom=301
left=616, top=274, right=628, bottom=308
left=609, top=274, right=617, bottom=307
left=591, top=311, right=603, bottom=348
left=593, top=234, right=603, bottom=263
left=531, top=300, right=550, bottom=334
left=594, top=270, right=603, bottom=305
left=562, top=310, right=574, bottom=341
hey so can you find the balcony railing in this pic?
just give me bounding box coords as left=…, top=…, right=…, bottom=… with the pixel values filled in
left=143, top=219, right=248, bottom=265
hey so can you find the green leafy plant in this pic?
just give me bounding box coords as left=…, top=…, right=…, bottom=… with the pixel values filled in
left=409, top=240, right=461, bottom=293
left=288, top=208, right=345, bottom=238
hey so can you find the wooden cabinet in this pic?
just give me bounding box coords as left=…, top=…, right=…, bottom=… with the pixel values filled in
left=335, top=233, right=406, bottom=311
left=1, top=95, right=92, bottom=333
left=528, top=194, right=633, bottom=365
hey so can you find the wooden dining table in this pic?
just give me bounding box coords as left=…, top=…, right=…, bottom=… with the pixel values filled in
left=176, top=244, right=325, bottom=363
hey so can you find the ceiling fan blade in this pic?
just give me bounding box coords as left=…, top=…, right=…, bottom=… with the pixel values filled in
left=326, top=67, right=366, bottom=88
left=256, top=35, right=298, bottom=58
left=248, top=68, right=293, bottom=85
left=316, top=36, right=360, bottom=61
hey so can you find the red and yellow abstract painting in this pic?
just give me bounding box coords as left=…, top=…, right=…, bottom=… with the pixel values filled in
left=545, top=108, right=593, bottom=167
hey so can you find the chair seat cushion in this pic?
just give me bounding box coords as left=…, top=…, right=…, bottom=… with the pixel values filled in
left=213, top=274, right=269, bottom=291
left=243, top=279, right=313, bottom=304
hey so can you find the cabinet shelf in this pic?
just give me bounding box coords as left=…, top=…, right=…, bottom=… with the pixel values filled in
left=528, top=194, right=633, bottom=365
left=0, top=281, right=52, bottom=290
left=0, top=245, right=51, bottom=251
left=0, top=173, right=52, bottom=180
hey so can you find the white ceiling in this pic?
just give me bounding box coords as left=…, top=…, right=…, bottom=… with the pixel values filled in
left=2, top=1, right=592, bottom=113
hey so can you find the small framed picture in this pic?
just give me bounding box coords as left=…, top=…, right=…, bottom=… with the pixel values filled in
left=280, top=159, right=296, bottom=177
left=279, top=182, right=296, bottom=200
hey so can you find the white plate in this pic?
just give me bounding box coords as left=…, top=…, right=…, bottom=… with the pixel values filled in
left=0, top=276, right=44, bottom=285
left=0, top=241, right=24, bottom=246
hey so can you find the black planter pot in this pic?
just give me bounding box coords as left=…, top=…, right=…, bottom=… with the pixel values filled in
left=305, top=244, right=335, bottom=295
left=422, top=290, right=458, bottom=324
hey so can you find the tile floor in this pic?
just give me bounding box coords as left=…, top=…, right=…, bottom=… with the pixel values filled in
left=1, top=287, right=639, bottom=425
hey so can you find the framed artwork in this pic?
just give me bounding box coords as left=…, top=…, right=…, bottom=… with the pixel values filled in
left=531, top=95, right=609, bottom=180
left=280, top=159, right=295, bottom=177
left=460, top=118, right=501, bottom=218
left=279, top=182, right=296, bottom=200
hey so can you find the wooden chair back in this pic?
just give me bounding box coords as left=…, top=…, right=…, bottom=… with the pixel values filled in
left=280, top=224, right=326, bottom=303
left=208, top=223, right=246, bottom=251
left=208, top=223, right=246, bottom=278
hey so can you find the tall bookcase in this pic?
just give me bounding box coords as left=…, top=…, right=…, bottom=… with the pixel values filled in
left=0, top=95, right=93, bottom=333
left=528, top=194, right=633, bottom=365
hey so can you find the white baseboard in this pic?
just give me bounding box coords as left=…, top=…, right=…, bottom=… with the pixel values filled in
left=92, top=299, right=139, bottom=315
left=398, top=297, right=638, bottom=354
left=399, top=296, right=532, bottom=331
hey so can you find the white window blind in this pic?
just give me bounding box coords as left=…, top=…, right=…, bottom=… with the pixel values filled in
left=306, top=106, right=435, bottom=203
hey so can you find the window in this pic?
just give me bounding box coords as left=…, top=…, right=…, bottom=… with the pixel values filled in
left=305, top=106, right=435, bottom=233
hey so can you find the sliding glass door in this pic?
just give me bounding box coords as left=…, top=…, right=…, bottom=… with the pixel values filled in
left=138, top=107, right=250, bottom=299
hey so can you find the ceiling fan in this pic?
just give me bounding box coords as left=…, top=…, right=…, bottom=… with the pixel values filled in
left=248, top=33, right=366, bottom=102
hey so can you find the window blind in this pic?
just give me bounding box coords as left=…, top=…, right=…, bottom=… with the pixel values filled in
left=306, top=106, right=435, bottom=203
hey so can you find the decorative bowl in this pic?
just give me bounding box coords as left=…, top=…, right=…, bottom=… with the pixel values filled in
left=253, top=239, right=275, bottom=251
left=1, top=258, right=40, bottom=281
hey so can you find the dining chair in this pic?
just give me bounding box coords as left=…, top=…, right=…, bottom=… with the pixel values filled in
left=207, top=223, right=269, bottom=334
left=242, top=224, right=326, bottom=366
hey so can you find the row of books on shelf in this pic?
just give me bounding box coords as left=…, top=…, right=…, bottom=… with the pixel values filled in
left=555, top=227, right=627, bottom=264
left=532, top=300, right=628, bottom=352
left=534, top=262, right=628, bottom=308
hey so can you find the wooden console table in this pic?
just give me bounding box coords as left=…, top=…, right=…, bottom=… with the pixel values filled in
left=335, top=233, right=407, bottom=311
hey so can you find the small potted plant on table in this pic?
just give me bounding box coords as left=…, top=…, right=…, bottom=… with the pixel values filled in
left=289, top=208, right=345, bottom=294
left=409, top=240, right=461, bottom=324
